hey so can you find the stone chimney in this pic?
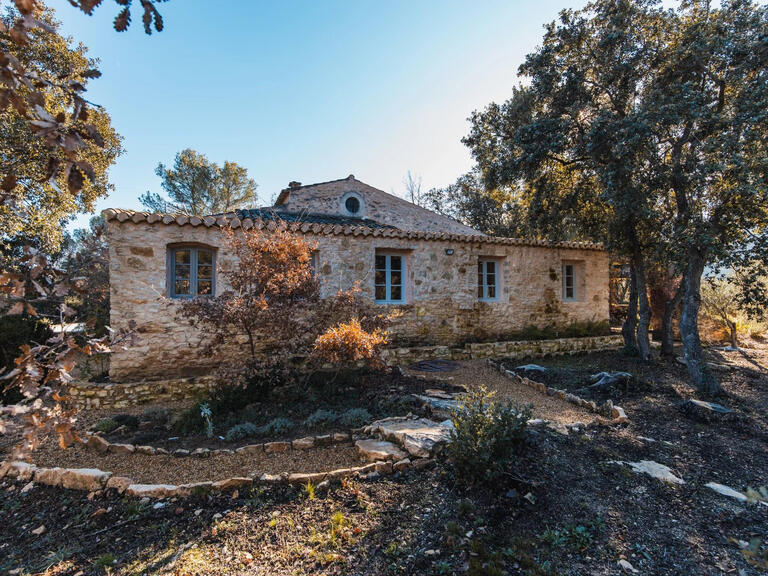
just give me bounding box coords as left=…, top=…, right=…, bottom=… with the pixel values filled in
left=288, top=181, right=302, bottom=189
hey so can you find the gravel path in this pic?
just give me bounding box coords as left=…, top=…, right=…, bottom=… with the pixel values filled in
left=408, top=359, right=597, bottom=424
left=28, top=443, right=364, bottom=485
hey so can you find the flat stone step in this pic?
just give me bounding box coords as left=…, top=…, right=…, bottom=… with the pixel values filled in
left=365, top=417, right=454, bottom=458
left=355, top=439, right=408, bottom=463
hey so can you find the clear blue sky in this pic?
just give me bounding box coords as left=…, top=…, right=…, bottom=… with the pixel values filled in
left=48, top=0, right=588, bottom=229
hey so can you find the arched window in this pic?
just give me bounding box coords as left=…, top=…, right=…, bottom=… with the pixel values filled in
left=168, top=245, right=216, bottom=298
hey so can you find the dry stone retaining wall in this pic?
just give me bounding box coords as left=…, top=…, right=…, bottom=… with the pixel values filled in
left=67, top=376, right=218, bottom=409
left=68, top=335, right=623, bottom=409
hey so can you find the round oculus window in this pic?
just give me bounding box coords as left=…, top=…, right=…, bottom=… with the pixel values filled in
left=345, top=195, right=361, bottom=214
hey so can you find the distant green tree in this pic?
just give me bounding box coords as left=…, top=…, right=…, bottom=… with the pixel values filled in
left=141, top=149, right=258, bottom=215
left=462, top=0, right=768, bottom=395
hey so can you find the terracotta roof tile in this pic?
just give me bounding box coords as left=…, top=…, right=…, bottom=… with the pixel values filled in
left=102, top=208, right=605, bottom=251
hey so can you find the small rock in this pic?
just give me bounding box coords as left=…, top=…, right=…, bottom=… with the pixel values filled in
left=705, top=482, right=749, bottom=502
left=86, top=435, right=110, bottom=454
left=332, top=432, right=350, bottom=443
left=20, top=481, right=34, bottom=493
left=153, top=502, right=166, bottom=509
left=610, top=460, right=685, bottom=485
left=505, top=489, right=518, bottom=500
left=173, top=449, right=190, bottom=458
left=264, top=441, right=291, bottom=454
left=291, top=437, right=315, bottom=450
left=515, top=364, right=547, bottom=373
left=424, top=549, right=440, bottom=557
left=618, top=559, right=638, bottom=573
left=31, top=525, right=46, bottom=536
left=108, top=443, right=135, bottom=455
left=138, top=421, right=153, bottom=431
left=90, top=508, right=107, bottom=519
left=135, top=445, right=156, bottom=456
left=212, top=513, right=222, bottom=520
left=194, top=509, right=203, bottom=516
left=192, top=448, right=210, bottom=458
left=235, top=444, right=263, bottom=455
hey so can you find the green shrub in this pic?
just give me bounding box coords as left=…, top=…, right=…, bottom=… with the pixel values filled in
left=338, top=407, right=372, bottom=427
left=447, top=386, right=530, bottom=486
left=259, top=417, right=293, bottom=436
left=225, top=422, right=260, bottom=442
left=305, top=409, right=339, bottom=428
left=94, top=418, right=118, bottom=434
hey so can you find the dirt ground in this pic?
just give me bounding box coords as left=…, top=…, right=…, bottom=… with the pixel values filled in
left=1, top=343, right=767, bottom=575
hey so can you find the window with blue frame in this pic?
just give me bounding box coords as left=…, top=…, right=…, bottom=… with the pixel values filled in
left=169, top=246, right=215, bottom=298
left=374, top=253, right=405, bottom=303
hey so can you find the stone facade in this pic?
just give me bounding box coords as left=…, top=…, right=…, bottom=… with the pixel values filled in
left=275, top=175, right=480, bottom=235
left=106, top=205, right=609, bottom=382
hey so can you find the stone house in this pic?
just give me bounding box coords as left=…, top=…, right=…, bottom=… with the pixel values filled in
left=104, top=175, right=610, bottom=382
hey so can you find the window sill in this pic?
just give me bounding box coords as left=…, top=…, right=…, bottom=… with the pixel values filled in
left=375, top=300, right=406, bottom=305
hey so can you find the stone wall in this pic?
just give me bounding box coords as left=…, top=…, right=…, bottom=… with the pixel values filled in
left=107, top=218, right=610, bottom=381
left=70, top=334, right=622, bottom=409
left=276, top=175, right=480, bottom=235
left=381, top=334, right=624, bottom=365
left=68, top=376, right=218, bottom=409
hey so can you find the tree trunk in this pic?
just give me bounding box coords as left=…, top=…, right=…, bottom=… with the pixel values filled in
left=680, top=251, right=722, bottom=396
left=727, top=319, right=738, bottom=349
left=661, top=285, right=682, bottom=357
left=634, top=253, right=652, bottom=361
left=621, top=263, right=638, bottom=355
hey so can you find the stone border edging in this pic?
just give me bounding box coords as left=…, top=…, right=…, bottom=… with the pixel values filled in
left=487, top=359, right=629, bottom=424
left=83, top=430, right=357, bottom=458
left=0, top=453, right=435, bottom=500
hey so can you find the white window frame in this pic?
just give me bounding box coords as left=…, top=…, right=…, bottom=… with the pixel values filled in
left=562, top=263, right=576, bottom=301
left=341, top=191, right=365, bottom=217
left=374, top=252, right=406, bottom=304
left=477, top=258, right=499, bottom=301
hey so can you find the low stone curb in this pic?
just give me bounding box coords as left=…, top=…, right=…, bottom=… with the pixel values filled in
left=0, top=439, right=435, bottom=500
left=84, top=431, right=355, bottom=458
left=487, top=359, right=629, bottom=425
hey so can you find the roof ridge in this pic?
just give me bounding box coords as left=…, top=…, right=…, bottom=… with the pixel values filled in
left=102, top=208, right=606, bottom=251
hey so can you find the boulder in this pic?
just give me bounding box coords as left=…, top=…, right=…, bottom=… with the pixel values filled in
left=86, top=435, right=110, bottom=454
left=60, top=468, right=111, bottom=492
left=374, top=461, right=394, bottom=475
left=192, top=448, right=211, bottom=458
left=135, top=445, right=156, bottom=456
left=173, top=449, right=190, bottom=457
left=365, top=417, right=454, bottom=458
left=332, top=432, right=350, bottom=443
left=355, top=439, right=408, bottom=462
